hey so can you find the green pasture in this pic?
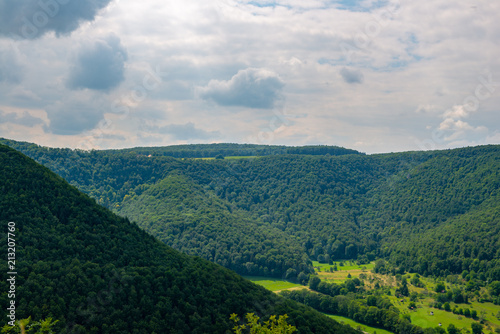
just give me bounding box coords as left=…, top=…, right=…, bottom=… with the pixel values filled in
left=243, top=276, right=303, bottom=292
left=327, top=315, right=393, bottom=334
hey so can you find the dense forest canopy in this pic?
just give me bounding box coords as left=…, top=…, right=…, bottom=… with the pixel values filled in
left=0, top=144, right=360, bottom=334
left=1, top=138, right=499, bottom=283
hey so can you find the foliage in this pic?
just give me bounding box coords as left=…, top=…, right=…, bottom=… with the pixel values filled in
left=1, top=317, right=58, bottom=334
left=0, top=145, right=359, bottom=334
left=447, top=323, right=459, bottom=334
left=2, top=139, right=500, bottom=285
left=230, top=313, right=296, bottom=334
left=471, top=322, right=483, bottom=334
left=280, top=288, right=433, bottom=334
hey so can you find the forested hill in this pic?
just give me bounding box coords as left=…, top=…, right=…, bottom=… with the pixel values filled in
left=0, top=139, right=361, bottom=159
left=2, top=138, right=499, bottom=284
left=0, top=144, right=360, bottom=334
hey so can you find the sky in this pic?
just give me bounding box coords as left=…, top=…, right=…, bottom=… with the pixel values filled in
left=0, top=0, right=499, bottom=154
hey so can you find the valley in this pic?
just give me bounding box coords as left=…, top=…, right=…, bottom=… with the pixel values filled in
left=1, top=139, right=499, bottom=333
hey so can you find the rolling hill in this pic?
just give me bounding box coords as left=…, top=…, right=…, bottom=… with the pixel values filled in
left=1, top=138, right=499, bottom=283
left=0, top=143, right=359, bottom=333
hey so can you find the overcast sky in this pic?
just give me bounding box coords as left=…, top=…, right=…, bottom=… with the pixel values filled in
left=0, top=0, right=499, bottom=153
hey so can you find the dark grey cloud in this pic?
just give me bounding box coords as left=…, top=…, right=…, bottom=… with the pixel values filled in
left=340, top=67, right=364, bottom=84
left=44, top=100, right=104, bottom=135
left=0, top=49, right=23, bottom=83
left=198, top=68, right=285, bottom=109
left=156, top=122, right=220, bottom=140
left=0, top=0, right=113, bottom=39
left=67, top=35, right=128, bottom=92
left=0, top=110, right=44, bottom=127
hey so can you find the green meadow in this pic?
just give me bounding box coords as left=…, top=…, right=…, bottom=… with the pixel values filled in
left=246, top=264, right=500, bottom=334
left=327, top=315, right=394, bottom=334
left=387, top=274, right=500, bottom=333
left=243, top=276, right=303, bottom=292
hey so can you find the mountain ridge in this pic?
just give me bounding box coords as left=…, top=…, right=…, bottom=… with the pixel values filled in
left=2, top=138, right=499, bottom=282
left=0, top=143, right=359, bottom=333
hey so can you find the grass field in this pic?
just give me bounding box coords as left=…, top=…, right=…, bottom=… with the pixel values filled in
left=243, top=276, right=303, bottom=292
left=327, top=315, right=393, bottom=334
left=391, top=298, right=476, bottom=330
left=245, top=264, right=500, bottom=334
left=386, top=275, right=500, bottom=334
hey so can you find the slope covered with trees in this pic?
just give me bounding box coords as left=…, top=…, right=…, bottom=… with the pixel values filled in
left=0, top=144, right=359, bottom=334
left=118, top=173, right=310, bottom=277
left=2, top=138, right=499, bottom=284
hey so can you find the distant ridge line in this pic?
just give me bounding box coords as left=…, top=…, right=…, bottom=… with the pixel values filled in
left=0, top=138, right=362, bottom=158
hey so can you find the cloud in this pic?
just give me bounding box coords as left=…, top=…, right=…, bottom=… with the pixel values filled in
left=156, top=122, right=220, bottom=140
left=339, top=67, right=364, bottom=84
left=438, top=105, right=488, bottom=142
left=0, top=0, right=113, bottom=39
left=198, top=68, right=285, bottom=109
left=67, top=35, right=127, bottom=92
left=442, top=105, right=469, bottom=121
left=0, top=0, right=499, bottom=153
left=7, top=87, right=41, bottom=103
left=0, top=110, right=44, bottom=127
left=0, top=49, right=23, bottom=83
left=44, top=99, right=105, bottom=135
left=415, top=104, right=439, bottom=114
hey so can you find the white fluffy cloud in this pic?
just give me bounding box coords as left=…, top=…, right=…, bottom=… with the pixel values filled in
left=198, top=68, right=285, bottom=109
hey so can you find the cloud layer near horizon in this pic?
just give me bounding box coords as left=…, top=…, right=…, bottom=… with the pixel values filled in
left=0, top=0, right=499, bottom=153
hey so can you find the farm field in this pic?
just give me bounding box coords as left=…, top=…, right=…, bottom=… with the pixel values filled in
left=243, top=276, right=304, bottom=292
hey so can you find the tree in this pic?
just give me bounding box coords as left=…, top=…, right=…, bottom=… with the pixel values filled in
left=367, top=295, right=377, bottom=307
left=297, top=272, right=309, bottom=285
left=374, top=259, right=386, bottom=273
left=230, top=313, right=297, bottom=334
left=447, top=323, right=459, bottom=334
left=285, top=268, right=297, bottom=280
left=1, top=317, right=59, bottom=334
left=435, top=282, right=446, bottom=293
left=411, top=275, right=422, bottom=287
left=435, top=327, right=446, bottom=334
left=471, top=323, right=482, bottom=334
left=489, top=281, right=500, bottom=296
left=345, top=279, right=356, bottom=292
left=397, top=279, right=409, bottom=297
left=309, top=276, right=321, bottom=291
